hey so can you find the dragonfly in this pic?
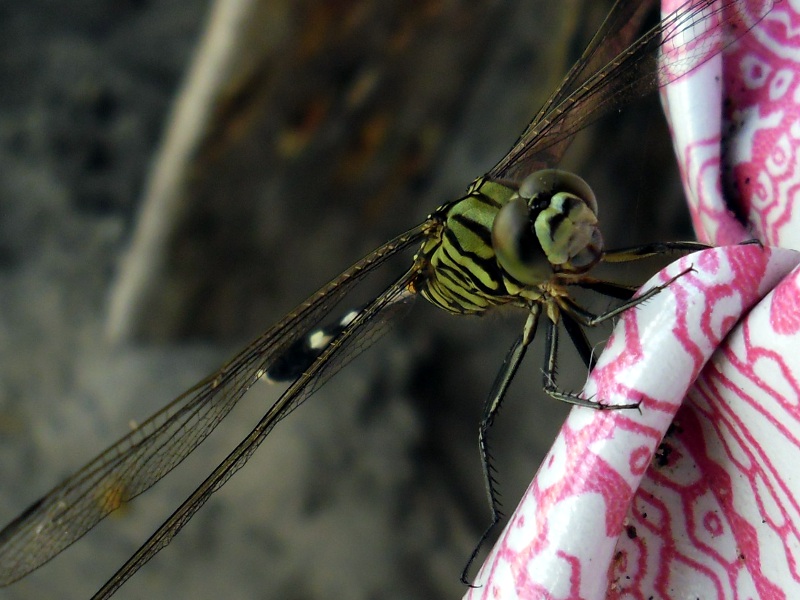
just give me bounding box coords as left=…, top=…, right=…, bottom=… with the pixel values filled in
left=0, top=0, right=775, bottom=597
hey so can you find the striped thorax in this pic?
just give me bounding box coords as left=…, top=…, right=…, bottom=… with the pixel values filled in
left=413, top=169, right=603, bottom=315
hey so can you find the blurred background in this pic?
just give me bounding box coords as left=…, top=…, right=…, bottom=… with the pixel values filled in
left=0, top=0, right=694, bottom=598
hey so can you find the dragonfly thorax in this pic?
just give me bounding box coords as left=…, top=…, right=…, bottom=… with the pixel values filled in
left=414, top=170, right=603, bottom=315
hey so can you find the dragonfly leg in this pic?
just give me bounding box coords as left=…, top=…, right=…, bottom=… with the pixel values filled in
left=561, top=309, right=595, bottom=370
left=602, top=241, right=709, bottom=263
left=569, top=277, right=638, bottom=301
left=461, top=307, right=540, bottom=585
left=562, top=266, right=694, bottom=328
left=544, top=264, right=695, bottom=409
left=542, top=315, right=640, bottom=410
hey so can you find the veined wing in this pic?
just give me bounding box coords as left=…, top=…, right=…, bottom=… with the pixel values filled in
left=488, top=0, right=774, bottom=182
left=509, top=0, right=657, bottom=172
left=91, top=267, right=420, bottom=599
left=0, top=221, right=432, bottom=587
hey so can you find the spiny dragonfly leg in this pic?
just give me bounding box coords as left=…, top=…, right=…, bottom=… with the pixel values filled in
left=545, top=265, right=696, bottom=407
left=564, top=266, right=695, bottom=329
left=540, top=315, right=639, bottom=409
left=602, top=240, right=709, bottom=263
left=461, top=307, right=540, bottom=586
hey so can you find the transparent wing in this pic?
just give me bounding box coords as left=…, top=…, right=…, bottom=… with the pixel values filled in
left=91, top=269, right=419, bottom=600
left=0, top=222, right=431, bottom=587
left=536, top=0, right=656, bottom=118
left=488, top=0, right=774, bottom=182
left=503, top=0, right=657, bottom=172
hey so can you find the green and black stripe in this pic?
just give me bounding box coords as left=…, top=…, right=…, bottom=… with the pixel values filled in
left=415, top=178, right=524, bottom=314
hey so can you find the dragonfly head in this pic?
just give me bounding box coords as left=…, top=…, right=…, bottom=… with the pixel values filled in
left=492, top=169, right=603, bottom=285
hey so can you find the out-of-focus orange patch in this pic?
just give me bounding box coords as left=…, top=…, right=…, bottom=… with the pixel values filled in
left=336, top=111, right=391, bottom=182
left=276, top=96, right=332, bottom=158
left=298, top=1, right=371, bottom=59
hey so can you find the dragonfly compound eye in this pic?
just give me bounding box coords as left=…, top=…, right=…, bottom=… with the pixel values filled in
left=516, top=169, right=603, bottom=274
left=492, top=196, right=552, bottom=285
left=518, top=168, right=598, bottom=215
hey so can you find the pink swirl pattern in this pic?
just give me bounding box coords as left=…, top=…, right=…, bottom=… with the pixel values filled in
left=610, top=259, right=800, bottom=599
left=466, top=247, right=799, bottom=600
left=725, top=8, right=800, bottom=248
left=465, top=1, right=800, bottom=598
